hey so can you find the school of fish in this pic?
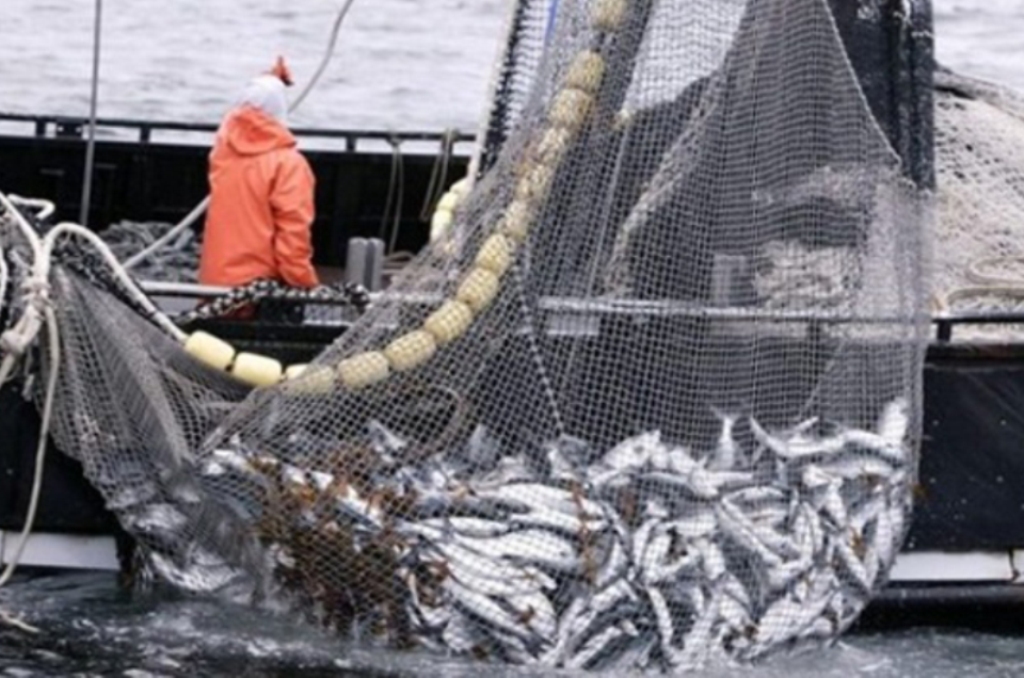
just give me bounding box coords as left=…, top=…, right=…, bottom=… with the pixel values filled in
left=179, top=395, right=912, bottom=672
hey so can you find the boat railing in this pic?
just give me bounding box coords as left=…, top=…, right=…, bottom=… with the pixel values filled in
left=0, top=111, right=476, bottom=154
left=139, top=281, right=1022, bottom=345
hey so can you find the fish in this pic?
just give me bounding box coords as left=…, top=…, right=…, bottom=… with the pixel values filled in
left=708, top=407, right=741, bottom=471
left=475, top=483, right=605, bottom=519
left=647, top=585, right=682, bottom=667
left=423, top=516, right=511, bottom=539
left=675, top=584, right=723, bottom=670
left=665, top=508, right=718, bottom=540
left=462, top=424, right=502, bottom=472
left=445, top=577, right=545, bottom=645
left=475, top=529, right=582, bottom=574
left=602, top=431, right=661, bottom=471
left=566, top=625, right=626, bottom=670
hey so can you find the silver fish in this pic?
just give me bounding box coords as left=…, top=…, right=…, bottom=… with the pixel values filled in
left=595, top=537, right=629, bottom=589
left=750, top=418, right=846, bottom=461
left=665, top=508, right=718, bottom=540
left=675, top=584, right=723, bottom=670
left=695, top=538, right=727, bottom=582
left=504, top=589, right=558, bottom=639
left=837, top=426, right=907, bottom=465
left=479, top=529, right=582, bottom=574
left=708, top=407, right=741, bottom=471
left=477, top=483, right=605, bottom=518
left=876, top=397, right=909, bottom=447
left=425, top=516, right=511, bottom=539
left=510, top=507, right=607, bottom=536
left=445, top=578, right=543, bottom=645
left=566, top=625, right=626, bottom=670
left=431, top=543, right=550, bottom=599
left=833, top=529, right=872, bottom=594
left=647, top=585, right=682, bottom=667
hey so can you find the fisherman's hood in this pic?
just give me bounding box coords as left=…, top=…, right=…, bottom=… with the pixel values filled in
left=216, top=106, right=297, bottom=157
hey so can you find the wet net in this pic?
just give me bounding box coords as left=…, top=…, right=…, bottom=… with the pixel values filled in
left=1, top=0, right=932, bottom=671
left=931, top=67, right=1024, bottom=339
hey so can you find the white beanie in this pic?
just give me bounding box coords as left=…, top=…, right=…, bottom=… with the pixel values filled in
left=234, top=74, right=289, bottom=124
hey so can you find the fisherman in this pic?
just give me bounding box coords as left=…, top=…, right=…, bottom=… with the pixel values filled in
left=198, top=56, right=320, bottom=293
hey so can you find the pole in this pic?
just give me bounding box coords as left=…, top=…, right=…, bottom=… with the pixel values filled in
left=80, top=0, right=103, bottom=227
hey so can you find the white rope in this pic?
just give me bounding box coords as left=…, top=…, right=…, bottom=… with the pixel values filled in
left=44, top=223, right=187, bottom=343
left=0, top=242, right=8, bottom=322
left=123, top=0, right=359, bottom=271
left=0, top=196, right=53, bottom=635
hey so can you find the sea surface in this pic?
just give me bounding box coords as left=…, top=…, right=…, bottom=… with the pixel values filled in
left=3, top=0, right=1024, bottom=676
left=1, top=0, right=1024, bottom=132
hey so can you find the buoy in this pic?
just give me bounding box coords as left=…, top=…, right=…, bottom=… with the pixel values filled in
left=456, top=268, right=501, bottom=314
left=501, top=200, right=535, bottom=244
left=450, top=177, right=470, bottom=197
left=594, top=0, right=627, bottom=31
left=475, top=234, right=515, bottom=276
left=184, top=331, right=236, bottom=371
left=423, top=300, right=475, bottom=345
left=564, top=51, right=606, bottom=94
left=384, top=330, right=438, bottom=372
left=338, top=351, right=390, bottom=390
left=534, top=128, right=573, bottom=168
left=436, top=191, right=460, bottom=213
left=549, top=89, right=594, bottom=131
left=232, top=352, right=284, bottom=388
left=514, top=163, right=556, bottom=204
left=430, top=209, right=454, bottom=242
left=283, top=363, right=337, bottom=395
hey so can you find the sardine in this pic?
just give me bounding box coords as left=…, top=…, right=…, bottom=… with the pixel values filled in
left=708, top=407, right=741, bottom=471
left=602, top=432, right=661, bottom=471
left=566, top=625, right=626, bottom=670
left=665, top=508, right=718, bottom=540
left=695, top=538, right=727, bottom=582
left=504, top=589, right=558, bottom=639
left=510, top=507, right=607, bottom=536
left=595, top=537, right=629, bottom=589
left=647, top=585, right=682, bottom=666
left=446, top=578, right=543, bottom=645
left=424, top=516, right=511, bottom=539
left=675, top=584, right=722, bottom=669
left=833, top=530, right=872, bottom=594
left=476, top=483, right=605, bottom=518
left=478, top=529, right=582, bottom=574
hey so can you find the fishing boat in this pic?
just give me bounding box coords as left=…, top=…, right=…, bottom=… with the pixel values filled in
left=2, top=0, right=1023, bottom=635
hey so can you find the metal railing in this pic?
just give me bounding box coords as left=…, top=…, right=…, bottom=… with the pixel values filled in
left=138, top=280, right=1024, bottom=345
left=0, top=112, right=476, bottom=153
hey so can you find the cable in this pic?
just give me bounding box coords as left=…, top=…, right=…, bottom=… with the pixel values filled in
left=0, top=243, right=8, bottom=322
left=79, top=0, right=104, bottom=228
left=123, top=0, right=358, bottom=271
left=289, top=0, right=358, bottom=112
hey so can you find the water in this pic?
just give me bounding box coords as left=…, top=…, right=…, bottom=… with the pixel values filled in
left=3, top=0, right=1024, bottom=675
left=2, top=572, right=1024, bottom=677
left=2, top=0, right=1024, bottom=133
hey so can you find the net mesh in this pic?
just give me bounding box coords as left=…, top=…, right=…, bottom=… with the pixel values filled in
left=931, top=67, right=1024, bottom=339
left=3, top=0, right=933, bottom=671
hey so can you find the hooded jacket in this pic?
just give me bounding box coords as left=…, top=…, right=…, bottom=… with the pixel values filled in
left=198, top=102, right=319, bottom=289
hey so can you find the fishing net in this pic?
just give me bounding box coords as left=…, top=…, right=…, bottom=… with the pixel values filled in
left=930, top=67, right=1024, bottom=339
left=1, top=0, right=932, bottom=672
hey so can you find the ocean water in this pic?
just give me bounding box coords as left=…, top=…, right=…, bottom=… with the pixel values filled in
left=3, top=0, right=1024, bottom=676
left=1, top=0, right=1023, bottom=132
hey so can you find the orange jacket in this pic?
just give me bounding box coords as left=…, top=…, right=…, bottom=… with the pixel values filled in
left=198, top=106, right=320, bottom=288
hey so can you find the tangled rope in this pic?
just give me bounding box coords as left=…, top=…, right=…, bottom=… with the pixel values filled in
left=0, top=190, right=195, bottom=633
